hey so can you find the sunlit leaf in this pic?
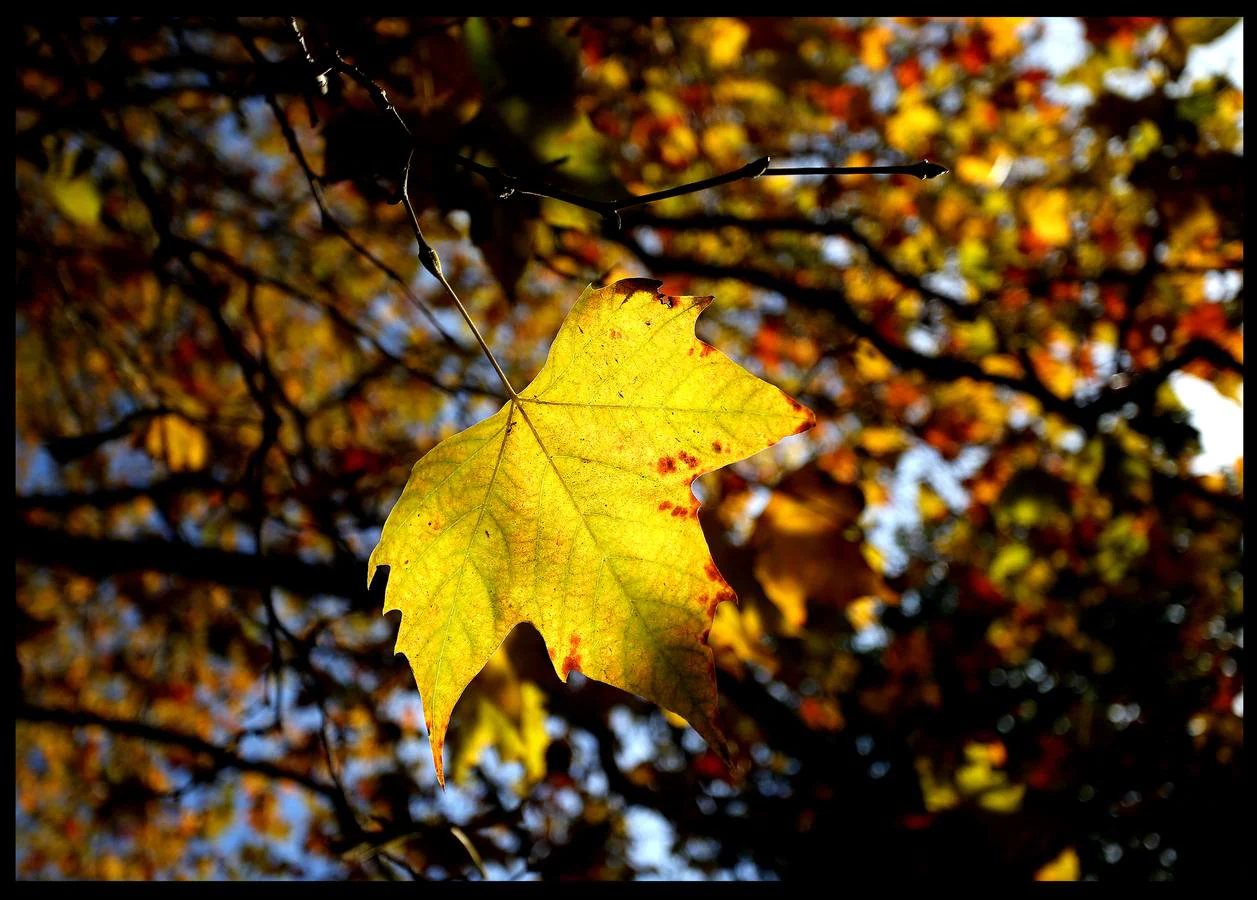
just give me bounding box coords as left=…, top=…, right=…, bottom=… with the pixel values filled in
left=370, top=279, right=814, bottom=784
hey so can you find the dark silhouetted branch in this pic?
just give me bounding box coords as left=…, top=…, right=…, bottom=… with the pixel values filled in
left=15, top=521, right=375, bottom=610
left=285, top=19, right=948, bottom=232
left=17, top=701, right=339, bottom=801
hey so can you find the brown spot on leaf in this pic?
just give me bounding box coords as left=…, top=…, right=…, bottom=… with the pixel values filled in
left=699, top=342, right=716, bottom=357
left=609, top=328, right=623, bottom=339
left=658, top=501, right=672, bottom=511
left=712, top=441, right=723, bottom=453
left=657, top=456, right=677, bottom=474
left=548, top=647, right=556, bottom=660
left=678, top=450, right=700, bottom=469
left=671, top=506, right=689, bottom=518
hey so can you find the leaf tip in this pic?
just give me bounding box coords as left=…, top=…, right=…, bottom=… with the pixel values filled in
left=432, top=734, right=447, bottom=789
left=782, top=393, right=817, bottom=434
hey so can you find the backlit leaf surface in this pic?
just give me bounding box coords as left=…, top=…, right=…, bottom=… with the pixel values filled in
left=369, top=278, right=814, bottom=783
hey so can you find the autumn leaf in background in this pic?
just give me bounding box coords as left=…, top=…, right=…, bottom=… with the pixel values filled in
left=751, top=464, right=892, bottom=634
left=448, top=650, right=549, bottom=791
left=370, top=279, right=814, bottom=783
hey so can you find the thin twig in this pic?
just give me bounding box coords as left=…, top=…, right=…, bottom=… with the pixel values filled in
left=283, top=19, right=948, bottom=232
left=402, top=151, right=518, bottom=400
left=443, top=154, right=948, bottom=228
left=765, top=161, right=948, bottom=179
left=236, top=22, right=460, bottom=349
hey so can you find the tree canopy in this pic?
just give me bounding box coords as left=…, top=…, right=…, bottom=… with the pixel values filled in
left=15, top=17, right=1244, bottom=881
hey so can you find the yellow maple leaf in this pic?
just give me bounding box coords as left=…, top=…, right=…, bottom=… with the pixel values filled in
left=450, top=653, right=549, bottom=791
left=708, top=602, right=777, bottom=677
left=144, top=415, right=209, bottom=472
left=701, top=121, right=749, bottom=168
left=918, top=741, right=1027, bottom=815
left=886, top=88, right=942, bottom=154
left=979, top=17, right=1027, bottom=59
left=845, top=596, right=881, bottom=631
left=1035, top=847, right=1081, bottom=881
left=370, top=279, right=814, bottom=784
left=694, top=18, right=750, bottom=69
left=48, top=176, right=102, bottom=226
left=751, top=469, right=890, bottom=634
left=44, top=143, right=102, bottom=226
left=860, top=26, right=894, bottom=71
left=853, top=338, right=894, bottom=382
left=860, top=426, right=907, bottom=455
left=1021, top=188, right=1073, bottom=247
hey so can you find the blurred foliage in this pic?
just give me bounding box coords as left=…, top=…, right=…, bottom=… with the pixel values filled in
left=15, top=16, right=1243, bottom=882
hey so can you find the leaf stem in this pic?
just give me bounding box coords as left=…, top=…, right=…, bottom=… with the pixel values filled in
left=402, top=152, right=518, bottom=401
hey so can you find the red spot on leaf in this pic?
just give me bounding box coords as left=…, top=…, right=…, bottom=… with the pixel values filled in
left=712, top=441, right=723, bottom=453
left=658, top=501, right=673, bottom=511
left=657, top=456, right=677, bottom=474
left=704, top=561, right=725, bottom=583
left=791, top=404, right=817, bottom=434
left=671, top=506, right=689, bottom=518
left=561, top=635, right=582, bottom=677
left=548, top=647, right=556, bottom=660
left=703, top=587, right=737, bottom=615
left=678, top=451, right=700, bottom=469
left=609, top=328, right=623, bottom=339
left=698, top=342, right=716, bottom=357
